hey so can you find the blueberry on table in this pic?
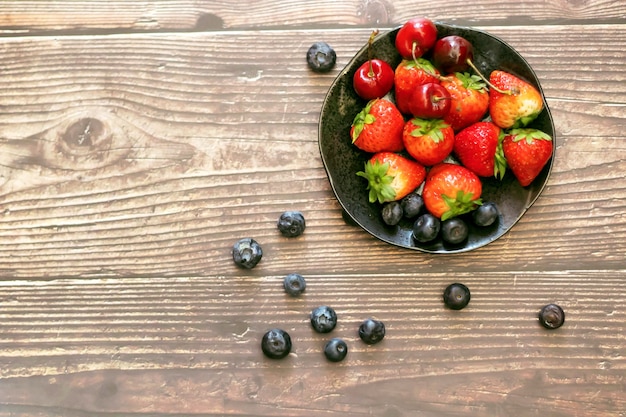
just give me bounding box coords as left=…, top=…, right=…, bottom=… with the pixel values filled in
left=232, top=238, right=263, bottom=269
left=472, top=202, right=499, bottom=227
left=443, top=283, right=471, bottom=310
left=324, top=338, right=348, bottom=362
left=358, top=318, right=386, bottom=345
left=310, top=306, right=337, bottom=333
left=539, top=304, right=565, bottom=329
left=306, top=42, right=336, bottom=73
left=261, top=328, right=292, bottom=359
left=382, top=201, right=403, bottom=226
left=441, top=217, right=469, bottom=245
left=283, top=273, right=306, bottom=297
left=412, top=213, right=440, bottom=243
left=277, top=211, right=306, bottom=237
left=401, top=192, right=425, bottom=219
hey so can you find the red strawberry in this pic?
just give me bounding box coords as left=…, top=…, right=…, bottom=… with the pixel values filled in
left=394, top=58, right=440, bottom=115
left=357, top=152, right=426, bottom=203
left=422, top=163, right=482, bottom=220
left=502, top=128, right=553, bottom=186
left=402, top=118, right=454, bottom=166
left=350, top=98, right=405, bottom=153
left=453, top=121, right=506, bottom=178
left=441, top=72, right=489, bottom=131
left=489, top=70, right=544, bottom=129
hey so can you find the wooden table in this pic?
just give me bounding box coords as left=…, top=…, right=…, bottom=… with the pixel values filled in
left=1, top=1, right=624, bottom=416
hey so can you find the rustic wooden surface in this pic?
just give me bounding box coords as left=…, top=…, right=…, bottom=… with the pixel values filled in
left=0, top=1, right=625, bottom=416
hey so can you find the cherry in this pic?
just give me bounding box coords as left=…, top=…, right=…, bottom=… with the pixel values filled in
left=353, top=59, right=394, bottom=100
left=432, top=35, right=474, bottom=74
left=395, top=17, right=438, bottom=61
left=408, top=82, right=451, bottom=119
left=353, top=30, right=394, bottom=100
left=432, top=35, right=513, bottom=95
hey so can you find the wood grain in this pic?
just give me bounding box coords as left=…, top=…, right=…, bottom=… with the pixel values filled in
left=0, top=0, right=624, bottom=35
left=1, top=1, right=625, bottom=416
left=0, top=271, right=624, bottom=415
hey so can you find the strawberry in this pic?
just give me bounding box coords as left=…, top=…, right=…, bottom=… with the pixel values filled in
left=393, top=58, right=440, bottom=115
left=402, top=117, right=454, bottom=166
left=357, top=152, right=426, bottom=203
left=441, top=72, right=489, bottom=132
left=422, top=163, right=482, bottom=220
left=350, top=98, right=405, bottom=153
left=488, top=70, right=544, bottom=129
left=453, top=121, right=507, bottom=179
left=502, top=128, right=553, bottom=187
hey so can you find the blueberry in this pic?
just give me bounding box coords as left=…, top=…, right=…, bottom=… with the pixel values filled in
left=261, top=328, right=292, bottom=359
left=412, top=213, right=440, bottom=243
left=306, top=42, right=336, bottom=73
left=472, top=202, right=499, bottom=227
left=324, top=338, right=348, bottom=362
left=443, top=283, right=471, bottom=310
left=441, top=217, right=469, bottom=245
left=277, top=211, right=306, bottom=237
left=401, top=192, right=424, bottom=219
left=539, top=304, right=565, bottom=329
left=310, top=306, right=337, bottom=333
left=358, top=318, right=386, bottom=345
left=381, top=201, right=403, bottom=226
left=283, top=273, right=306, bottom=297
left=232, top=238, right=263, bottom=269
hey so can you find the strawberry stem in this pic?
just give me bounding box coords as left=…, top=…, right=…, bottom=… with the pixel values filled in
left=356, top=159, right=396, bottom=204
left=465, top=58, right=515, bottom=95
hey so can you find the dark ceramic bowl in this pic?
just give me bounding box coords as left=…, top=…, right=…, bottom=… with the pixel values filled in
left=319, top=23, right=555, bottom=254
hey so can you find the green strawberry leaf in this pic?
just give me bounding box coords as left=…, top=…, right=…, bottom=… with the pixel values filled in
left=429, top=129, right=444, bottom=143
left=351, top=100, right=377, bottom=143
left=494, top=129, right=507, bottom=180
left=509, top=128, right=552, bottom=144
left=403, top=57, right=437, bottom=74
left=356, top=159, right=396, bottom=203
left=409, top=118, right=449, bottom=143
left=456, top=72, right=487, bottom=91
left=441, top=190, right=482, bottom=221
left=513, top=111, right=541, bottom=128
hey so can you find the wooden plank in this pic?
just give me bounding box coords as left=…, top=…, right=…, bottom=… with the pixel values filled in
left=0, top=271, right=624, bottom=415
left=0, top=0, right=625, bottom=35
left=0, top=25, right=625, bottom=279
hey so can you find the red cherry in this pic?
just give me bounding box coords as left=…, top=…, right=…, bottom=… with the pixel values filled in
left=395, top=17, right=438, bottom=60
left=408, top=82, right=451, bottom=119
left=353, top=58, right=395, bottom=100
left=432, top=35, right=474, bottom=74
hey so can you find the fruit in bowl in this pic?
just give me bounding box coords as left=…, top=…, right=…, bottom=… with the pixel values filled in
left=318, top=18, right=555, bottom=254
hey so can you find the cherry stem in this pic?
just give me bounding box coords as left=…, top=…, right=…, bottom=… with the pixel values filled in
left=432, top=96, right=450, bottom=103
left=367, top=29, right=379, bottom=78
left=465, top=58, right=514, bottom=95
left=411, top=41, right=418, bottom=64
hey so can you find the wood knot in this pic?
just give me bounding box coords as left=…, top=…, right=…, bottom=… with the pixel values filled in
left=194, top=13, right=225, bottom=31
left=62, top=118, right=105, bottom=149
left=46, top=112, right=131, bottom=171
